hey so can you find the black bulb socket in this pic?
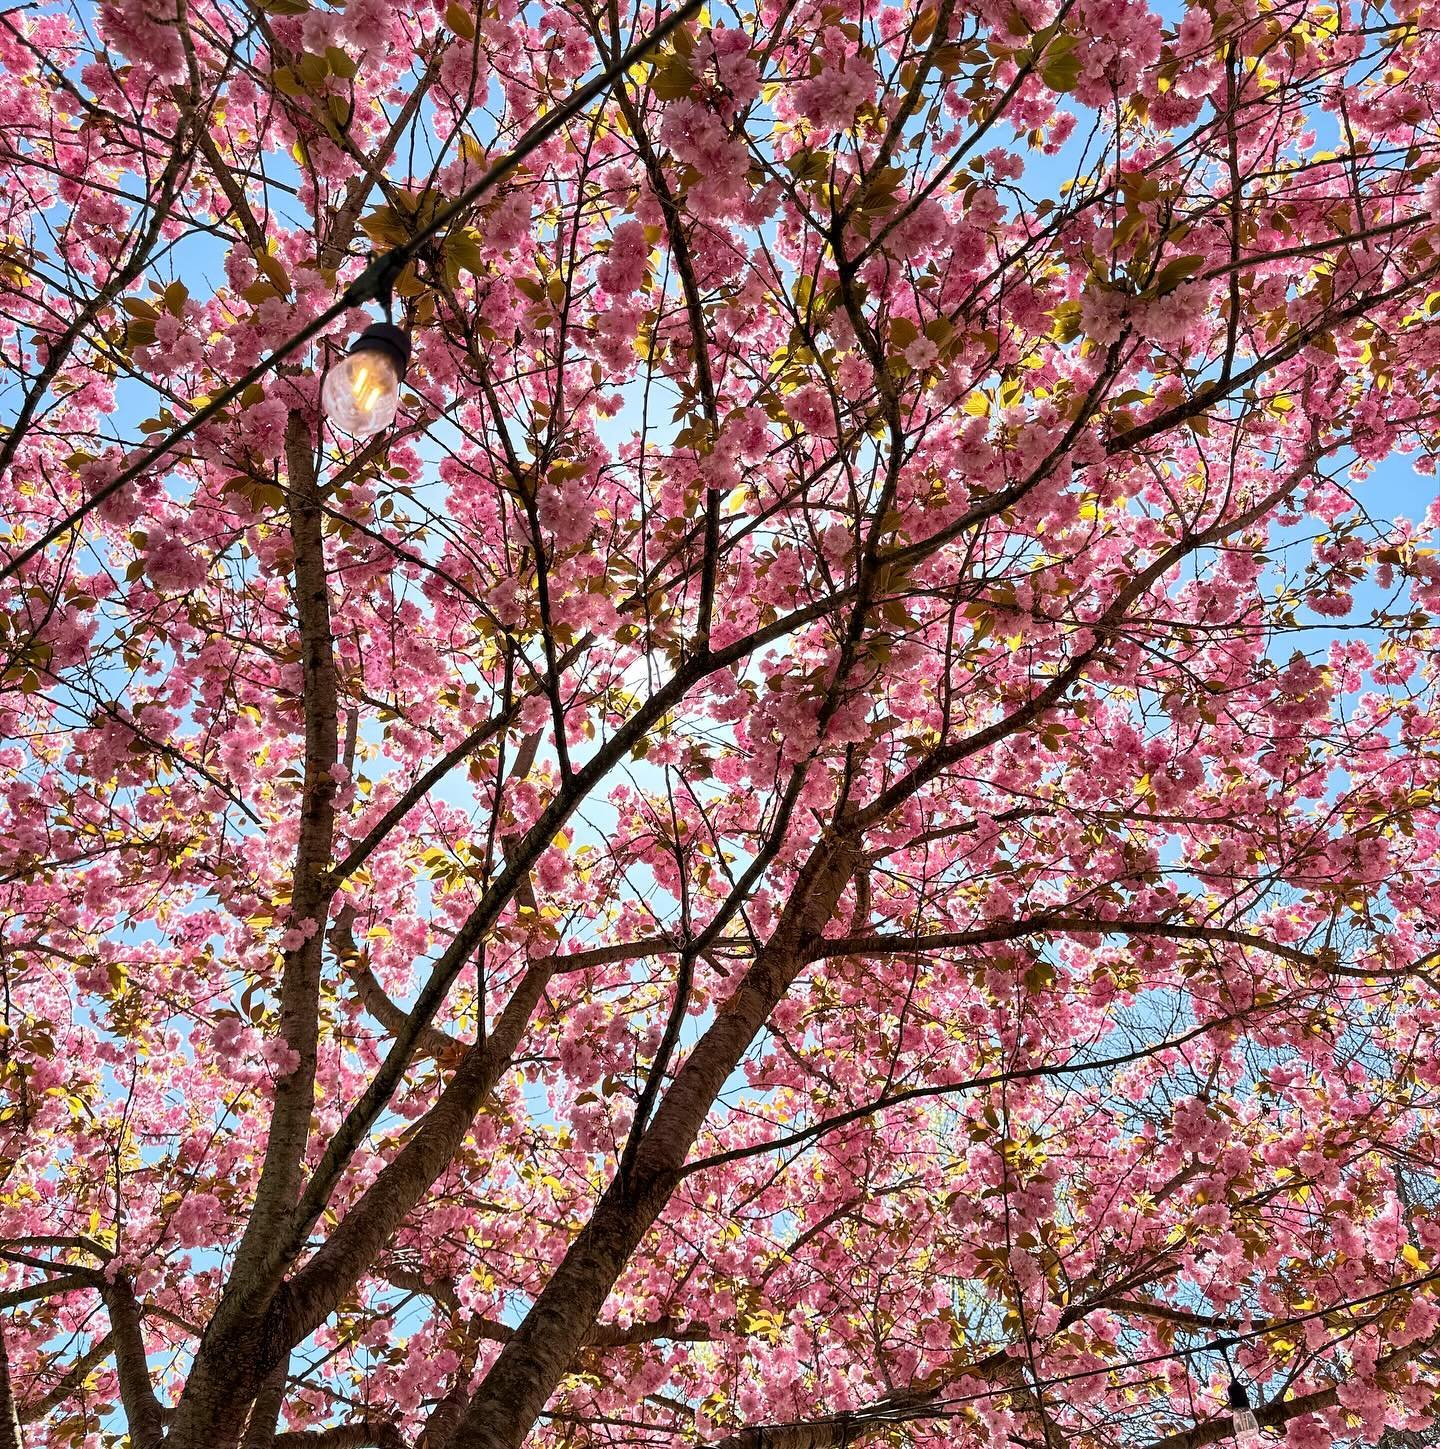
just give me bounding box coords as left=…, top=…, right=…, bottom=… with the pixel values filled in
left=1227, top=1380, right=1252, bottom=1411
left=350, top=321, right=411, bottom=381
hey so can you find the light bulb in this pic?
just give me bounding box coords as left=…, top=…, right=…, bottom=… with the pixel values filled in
left=322, top=322, right=410, bottom=438
left=1227, top=1379, right=1261, bottom=1448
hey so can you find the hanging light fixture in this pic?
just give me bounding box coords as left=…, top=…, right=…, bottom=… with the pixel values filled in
left=321, top=320, right=410, bottom=438
left=1227, top=1377, right=1261, bottom=1448
left=322, top=251, right=411, bottom=439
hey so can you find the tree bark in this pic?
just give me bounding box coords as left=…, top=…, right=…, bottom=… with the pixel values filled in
left=240, top=1356, right=288, bottom=1449
left=274, top=1422, right=406, bottom=1449
left=0, top=1324, right=22, bottom=1449
left=102, top=1277, right=166, bottom=1449
left=235, top=408, right=341, bottom=1269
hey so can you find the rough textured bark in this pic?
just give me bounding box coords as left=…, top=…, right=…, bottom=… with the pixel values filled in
left=419, top=1382, right=470, bottom=1449
left=240, top=1356, right=288, bottom=1449
left=237, top=408, right=341, bottom=1266
left=0, top=1324, right=22, bottom=1449
left=102, top=1277, right=166, bottom=1449
left=712, top=1422, right=861, bottom=1449
left=273, top=1423, right=406, bottom=1449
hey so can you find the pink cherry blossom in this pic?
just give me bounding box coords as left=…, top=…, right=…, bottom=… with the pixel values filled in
left=1, top=2, right=1439, bottom=1449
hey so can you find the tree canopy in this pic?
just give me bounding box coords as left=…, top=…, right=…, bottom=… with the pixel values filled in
left=2, top=0, right=1440, bottom=1446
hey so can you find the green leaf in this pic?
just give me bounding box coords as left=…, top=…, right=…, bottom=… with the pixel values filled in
left=1042, top=51, right=1081, bottom=90
left=889, top=316, right=920, bottom=352
left=1113, top=210, right=1148, bottom=253
left=784, top=148, right=832, bottom=185
left=1050, top=299, right=1082, bottom=343
left=443, top=229, right=485, bottom=286
left=924, top=316, right=955, bottom=348
left=857, top=164, right=906, bottom=212
left=650, top=56, right=697, bottom=99
left=255, top=250, right=291, bottom=298
left=1154, top=253, right=1205, bottom=294
left=1039, top=36, right=1081, bottom=91
left=445, top=0, right=476, bottom=38
left=360, top=206, right=410, bottom=247
left=297, top=50, right=329, bottom=87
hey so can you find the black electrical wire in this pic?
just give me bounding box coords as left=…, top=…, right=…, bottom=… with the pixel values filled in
left=0, top=0, right=703, bottom=587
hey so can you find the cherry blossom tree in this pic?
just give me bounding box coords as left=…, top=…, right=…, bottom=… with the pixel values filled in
left=3, top=0, right=1440, bottom=1444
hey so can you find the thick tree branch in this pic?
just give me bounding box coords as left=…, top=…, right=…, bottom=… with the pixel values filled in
left=231, top=410, right=340, bottom=1265
left=467, top=1314, right=713, bottom=1349
left=280, top=958, right=556, bottom=1347
left=0, top=1323, right=22, bottom=1449
left=449, top=831, right=860, bottom=1449
left=807, top=917, right=1324, bottom=970
left=0, top=1273, right=93, bottom=1309
left=240, top=1356, right=288, bottom=1449
left=101, top=1278, right=165, bottom=1449
left=274, top=1422, right=406, bottom=1449
left=329, top=906, right=458, bottom=1059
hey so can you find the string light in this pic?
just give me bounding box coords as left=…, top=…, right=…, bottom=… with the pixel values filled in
left=1217, top=1337, right=1264, bottom=1449
left=1227, top=1377, right=1262, bottom=1449
left=322, top=320, right=409, bottom=438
